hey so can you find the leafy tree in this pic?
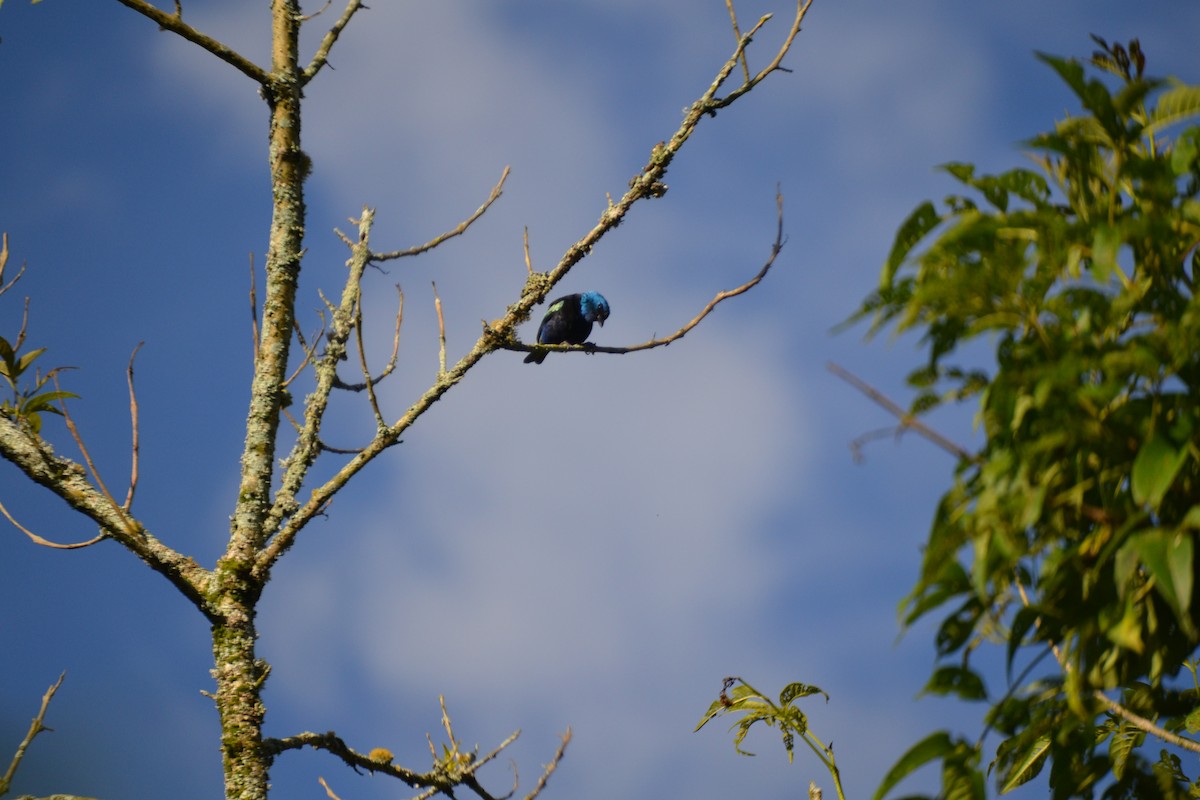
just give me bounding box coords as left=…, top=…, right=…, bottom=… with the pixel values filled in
left=0, top=1, right=811, bottom=798
left=851, top=37, right=1200, bottom=799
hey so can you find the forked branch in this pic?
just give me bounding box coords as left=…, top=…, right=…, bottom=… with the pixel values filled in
left=256, top=3, right=814, bottom=576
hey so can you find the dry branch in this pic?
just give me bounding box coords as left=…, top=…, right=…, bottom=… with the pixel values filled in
left=0, top=672, right=66, bottom=795
left=826, top=362, right=973, bottom=461
left=0, top=499, right=104, bottom=549
left=302, top=0, right=368, bottom=85
left=113, top=0, right=269, bottom=83
left=373, top=167, right=512, bottom=262
left=123, top=341, right=144, bottom=511
left=507, top=189, right=785, bottom=360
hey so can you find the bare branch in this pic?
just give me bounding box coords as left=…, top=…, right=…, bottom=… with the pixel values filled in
left=826, top=362, right=974, bottom=461
left=0, top=378, right=212, bottom=613
left=334, top=284, right=403, bottom=392
left=523, top=728, right=571, bottom=800
left=523, top=227, right=533, bottom=275
left=373, top=167, right=511, bottom=262
left=725, top=0, right=751, bottom=84
left=54, top=375, right=139, bottom=536
left=123, top=341, right=144, bottom=511
left=0, top=499, right=105, bottom=550
left=112, top=0, right=270, bottom=84
left=300, top=0, right=333, bottom=23
left=711, top=0, right=814, bottom=110
left=282, top=317, right=326, bottom=389
left=1093, top=690, right=1200, bottom=754
left=318, top=775, right=342, bottom=800
left=0, top=672, right=66, bottom=795
left=352, top=290, right=387, bottom=430
left=264, top=731, right=428, bottom=786
left=264, top=207, right=378, bottom=547
left=302, top=0, right=367, bottom=86
left=509, top=189, right=784, bottom=360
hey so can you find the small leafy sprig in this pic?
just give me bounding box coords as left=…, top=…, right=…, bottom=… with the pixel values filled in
left=695, top=676, right=844, bottom=800
left=0, top=234, right=77, bottom=433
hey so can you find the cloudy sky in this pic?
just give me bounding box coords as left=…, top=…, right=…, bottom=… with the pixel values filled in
left=1, top=1, right=1197, bottom=799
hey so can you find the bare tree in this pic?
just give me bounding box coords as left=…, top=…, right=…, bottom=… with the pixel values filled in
left=0, top=1, right=812, bottom=798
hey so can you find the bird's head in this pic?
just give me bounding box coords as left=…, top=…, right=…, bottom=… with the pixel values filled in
left=580, top=291, right=611, bottom=326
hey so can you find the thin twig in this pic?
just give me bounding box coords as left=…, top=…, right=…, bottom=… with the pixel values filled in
left=299, top=0, right=333, bottom=23
left=711, top=0, right=812, bottom=110
left=523, top=227, right=533, bottom=275
left=353, top=293, right=387, bottom=430
left=334, top=285, right=403, bottom=392
left=826, top=362, right=973, bottom=461
left=318, top=775, right=343, bottom=800
left=123, top=341, right=144, bottom=511
left=509, top=189, right=785, bottom=360
left=0, top=499, right=105, bottom=549
left=0, top=672, right=66, bottom=794
left=283, top=318, right=326, bottom=389
left=373, top=167, right=511, bottom=262
left=53, top=375, right=140, bottom=537
left=725, top=0, right=751, bottom=84
left=523, top=728, right=571, bottom=800
left=433, top=282, right=447, bottom=377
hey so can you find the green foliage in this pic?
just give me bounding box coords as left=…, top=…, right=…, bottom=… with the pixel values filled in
left=852, top=38, right=1200, bottom=798
left=696, top=676, right=845, bottom=799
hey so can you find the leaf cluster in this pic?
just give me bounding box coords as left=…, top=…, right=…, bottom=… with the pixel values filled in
left=852, top=39, right=1200, bottom=798
left=695, top=677, right=844, bottom=799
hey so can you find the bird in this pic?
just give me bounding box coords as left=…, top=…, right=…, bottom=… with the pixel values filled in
left=524, top=291, right=611, bottom=364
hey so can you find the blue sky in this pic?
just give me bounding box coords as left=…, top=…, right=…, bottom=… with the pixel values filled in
left=1, top=1, right=1197, bottom=799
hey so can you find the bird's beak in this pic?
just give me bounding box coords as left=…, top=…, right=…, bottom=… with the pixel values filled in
left=597, top=319, right=605, bottom=327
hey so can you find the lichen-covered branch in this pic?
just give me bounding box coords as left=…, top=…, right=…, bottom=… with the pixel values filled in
left=112, top=0, right=269, bottom=84
left=0, top=416, right=215, bottom=616
left=257, top=7, right=810, bottom=574
left=263, top=207, right=375, bottom=542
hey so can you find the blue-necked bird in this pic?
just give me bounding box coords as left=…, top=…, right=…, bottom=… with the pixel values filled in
left=524, top=291, right=611, bottom=364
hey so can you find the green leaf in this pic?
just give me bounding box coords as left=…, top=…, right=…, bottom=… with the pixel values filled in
left=1146, top=84, right=1200, bottom=135
left=998, top=735, right=1049, bottom=793
left=778, top=681, right=827, bottom=706
left=1131, top=431, right=1188, bottom=510
left=1006, top=606, right=1042, bottom=681
left=1129, top=528, right=1195, bottom=636
left=875, top=731, right=956, bottom=800
left=921, top=665, right=987, bottom=701
left=883, top=201, right=941, bottom=289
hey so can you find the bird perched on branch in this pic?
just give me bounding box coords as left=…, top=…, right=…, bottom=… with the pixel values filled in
left=524, top=291, right=611, bottom=364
